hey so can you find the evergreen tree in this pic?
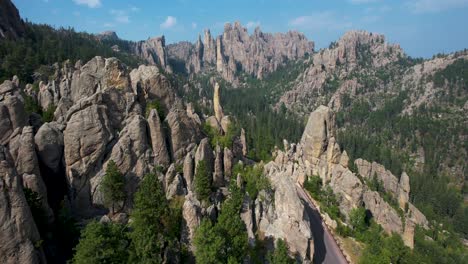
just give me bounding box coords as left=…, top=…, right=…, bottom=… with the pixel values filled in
left=72, top=221, right=129, bottom=264
left=194, top=160, right=212, bottom=201
left=129, top=172, right=173, bottom=263
left=268, top=239, right=295, bottom=264
left=101, top=160, right=126, bottom=214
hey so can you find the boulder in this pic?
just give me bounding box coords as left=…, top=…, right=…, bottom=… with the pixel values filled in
left=183, top=152, right=195, bottom=191
left=148, top=109, right=170, bottom=167
left=223, top=147, right=233, bottom=181
left=213, top=144, right=224, bottom=187
left=166, top=108, right=202, bottom=162
left=15, top=126, right=41, bottom=177
left=34, top=122, right=64, bottom=172
left=301, top=105, right=335, bottom=161
left=64, top=103, right=114, bottom=216
left=182, top=194, right=202, bottom=250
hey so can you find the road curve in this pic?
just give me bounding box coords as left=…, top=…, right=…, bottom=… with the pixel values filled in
left=296, top=186, right=348, bottom=264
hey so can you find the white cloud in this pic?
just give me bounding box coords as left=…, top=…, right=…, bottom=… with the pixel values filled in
left=191, top=22, right=197, bottom=29
left=406, top=0, right=468, bottom=13
left=103, top=23, right=115, bottom=28
left=289, top=12, right=352, bottom=31
left=160, top=16, right=177, bottom=29
left=246, top=21, right=261, bottom=29
left=73, top=0, right=101, bottom=8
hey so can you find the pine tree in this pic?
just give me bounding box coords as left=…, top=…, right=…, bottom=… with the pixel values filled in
left=194, top=160, right=211, bottom=201
left=101, top=160, right=126, bottom=214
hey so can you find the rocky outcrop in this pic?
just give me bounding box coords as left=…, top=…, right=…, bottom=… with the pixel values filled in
left=34, top=122, right=64, bottom=172
left=363, top=190, right=403, bottom=234
left=213, top=83, right=224, bottom=123
left=132, top=36, right=171, bottom=72
left=301, top=105, right=335, bottom=161
left=166, top=108, right=202, bottom=162
left=258, top=161, right=314, bottom=261
left=148, top=109, right=170, bottom=167
left=194, top=138, right=214, bottom=180
left=130, top=65, right=178, bottom=113
left=0, top=160, right=45, bottom=264
left=182, top=193, right=202, bottom=249
left=70, top=57, right=130, bottom=103
left=0, top=0, right=25, bottom=39
left=0, top=79, right=28, bottom=144
left=64, top=100, right=114, bottom=216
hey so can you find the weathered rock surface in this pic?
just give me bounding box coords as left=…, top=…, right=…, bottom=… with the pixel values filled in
left=148, top=109, right=170, bottom=167
left=213, top=83, right=224, bottom=122
left=34, top=122, right=64, bottom=172
left=0, top=160, right=45, bottom=264
left=363, top=190, right=403, bottom=234
left=258, top=161, right=314, bottom=261
left=301, top=105, right=335, bottom=161
left=64, top=102, right=114, bottom=216
left=166, top=108, right=202, bottom=162
left=132, top=36, right=171, bottom=71
left=182, top=193, right=202, bottom=249
left=194, top=138, right=214, bottom=180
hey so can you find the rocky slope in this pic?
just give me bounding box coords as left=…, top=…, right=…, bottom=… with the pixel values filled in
left=0, top=0, right=25, bottom=39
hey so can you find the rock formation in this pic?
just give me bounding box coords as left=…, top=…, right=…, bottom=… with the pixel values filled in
left=0, top=0, right=25, bottom=39
left=165, top=22, right=314, bottom=84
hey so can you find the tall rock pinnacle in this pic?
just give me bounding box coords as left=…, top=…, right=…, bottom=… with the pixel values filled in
left=213, top=83, right=224, bottom=122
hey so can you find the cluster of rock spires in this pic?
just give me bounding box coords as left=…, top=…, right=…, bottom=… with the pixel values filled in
left=171, top=22, right=314, bottom=84
left=263, top=106, right=428, bottom=250
left=119, top=21, right=314, bottom=85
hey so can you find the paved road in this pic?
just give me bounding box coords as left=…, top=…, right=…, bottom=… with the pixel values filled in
left=296, top=186, right=348, bottom=264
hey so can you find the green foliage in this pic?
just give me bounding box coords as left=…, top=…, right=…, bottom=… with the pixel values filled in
left=194, top=160, right=212, bottom=202
left=0, top=22, right=142, bottom=83
left=433, top=58, right=468, bottom=89
left=349, top=207, right=368, bottom=234
left=304, top=175, right=322, bottom=200
left=194, top=219, right=226, bottom=263
left=203, top=121, right=237, bottom=149
left=304, top=176, right=342, bottom=222
left=41, top=104, right=56, bottom=122
left=145, top=100, right=165, bottom=120
left=194, top=185, right=248, bottom=263
left=129, top=172, right=175, bottom=263
left=24, top=95, right=41, bottom=114
left=23, top=188, right=47, bottom=236
left=101, top=160, right=126, bottom=214
left=267, top=239, right=295, bottom=264
left=233, top=163, right=270, bottom=199
left=72, top=221, right=130, bottom=264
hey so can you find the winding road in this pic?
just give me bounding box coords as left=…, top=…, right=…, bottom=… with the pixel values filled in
left=296, top=186, right=348, bottom=264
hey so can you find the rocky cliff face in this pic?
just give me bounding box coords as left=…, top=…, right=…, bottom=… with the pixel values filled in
left=166, top=22, right=314, bottom=84
left=0, top=0, right=25, bottom=39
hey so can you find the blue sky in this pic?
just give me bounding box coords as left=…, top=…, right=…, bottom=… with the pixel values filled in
left=13, top=0, right=468, bottom=58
